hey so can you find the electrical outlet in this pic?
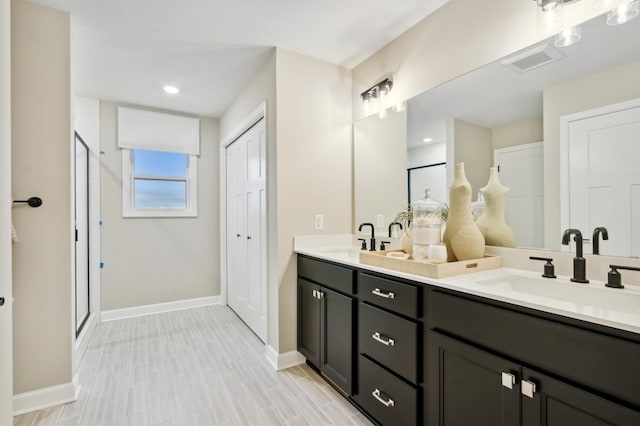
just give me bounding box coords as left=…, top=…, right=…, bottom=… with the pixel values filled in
left=376, top=214, right=385, bottom=228
left=314, top=214, right=324, bottom=231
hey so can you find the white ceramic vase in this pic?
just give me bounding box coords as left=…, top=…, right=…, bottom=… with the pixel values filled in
left=476, top=167, right=516, bottom=247
left=442, top=163, right=486, bottom=262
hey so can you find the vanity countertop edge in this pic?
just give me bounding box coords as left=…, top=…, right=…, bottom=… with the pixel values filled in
left=294, top=242, right=640, bottom=337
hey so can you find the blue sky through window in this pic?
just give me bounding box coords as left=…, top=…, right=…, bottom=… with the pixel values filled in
left=134, top=149, right=187, bottom=177
left=133, top=149, right=187, bottom=208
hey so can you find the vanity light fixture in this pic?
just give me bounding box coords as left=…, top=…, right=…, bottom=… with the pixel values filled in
left=592, top=0, right=626, bottom=9
left=607, top=0, right=639, bottom=24
left=163, top=85, right=180, bottom=94
left=360, top=78, right=393, bottom=114
left=555, top=25, right=582, bottom=46
left=535, top=0, right=565, bottom=34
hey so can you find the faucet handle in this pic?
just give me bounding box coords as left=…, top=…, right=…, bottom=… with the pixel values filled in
left=358, top=238, right=367, bottom=251
left=379, top=241, right=391, bottom=251
left=607, top=265, right=640, bottom=289
left=529, top=256, right=557, bottom=279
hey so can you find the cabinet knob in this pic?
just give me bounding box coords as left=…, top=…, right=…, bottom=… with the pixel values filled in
left=372, top=332, right=395, bottom=346
left=521, top=380, right=537, bottom=399
left=372, top=388, right=395, bottom=407
left=501, top=372, right=516, bottom=390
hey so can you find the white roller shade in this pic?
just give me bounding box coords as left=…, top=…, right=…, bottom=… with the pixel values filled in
left=117, top=107, right=200, bottom=155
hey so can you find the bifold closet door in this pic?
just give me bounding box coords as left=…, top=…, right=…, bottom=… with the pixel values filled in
left=226, top=118, right=267, bottom=342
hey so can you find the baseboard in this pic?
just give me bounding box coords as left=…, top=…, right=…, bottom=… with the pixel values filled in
left=265, top=345, right=306, bottom=371
left=74, top=312, right=98, bottom=366
left=13, top=375, right=80, bottom=416
left=101, top=295, right=222, bottom=322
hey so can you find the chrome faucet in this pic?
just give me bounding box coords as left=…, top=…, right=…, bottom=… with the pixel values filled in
left=358, top=222, right=376, bottom=252
left=388, top=221, right=403, bottom=238
left=561, top=228, right=589, bottom=283
left=592, top=227, right=609, bottom=255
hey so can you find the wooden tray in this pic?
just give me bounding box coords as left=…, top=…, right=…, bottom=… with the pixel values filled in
left=359, top=249, right=502, bottom=279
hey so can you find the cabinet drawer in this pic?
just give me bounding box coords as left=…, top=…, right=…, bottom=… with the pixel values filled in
left=359, top=273, right=418, bottom=318
left=357, top=355, right=417, bottom=426
left=430, top=290, right=640, bottom=408
left=359, top=303, right=418, bottom=384
left=297, top=256, right=355, bottom=294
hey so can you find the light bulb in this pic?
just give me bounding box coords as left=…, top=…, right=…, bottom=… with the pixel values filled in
left=163, top=85, right=180, bottom=94
left=555, top=25, right=581, bottom=47
left=607, top=0, right=639, bottom=25
left=537, top=0, right=564, bottom=34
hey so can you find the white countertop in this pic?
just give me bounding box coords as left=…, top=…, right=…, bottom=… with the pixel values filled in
left=294, top=236, right=640, bottom=336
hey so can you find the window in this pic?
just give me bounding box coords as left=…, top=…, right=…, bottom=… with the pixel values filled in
left=122, top=148, right=197, bottom=217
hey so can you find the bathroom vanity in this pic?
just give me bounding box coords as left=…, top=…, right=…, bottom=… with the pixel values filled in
left=295, top=242, right=640, bottom=425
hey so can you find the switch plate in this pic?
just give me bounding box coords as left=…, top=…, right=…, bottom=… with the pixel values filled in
left=314, top=214, right=324, bottom=231
left=376, top=214, right=385, bottom=228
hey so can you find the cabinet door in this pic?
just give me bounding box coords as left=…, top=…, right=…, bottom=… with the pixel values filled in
left=521, top=368, right=640, bottom=426
left=321, top=287, right=353, bottom=395
left=297, top=278, right=320, bottom=368
left=428, top=331, right=520, bottom=426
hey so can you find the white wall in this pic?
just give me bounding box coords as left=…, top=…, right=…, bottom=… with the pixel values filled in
left=0, top=0, right=13, bottom=422
left=354, top=108, right=407, bottom=234
left=220, top=49, right=351, bottom=355
left=352, top=0, right=602, bottom=122
left=219, top=51, right=279, bottom=348
left=11, top=0, right=72, bottom=395
left=492, top=117, right=543, bottom=152
left=408, top=142, right=446, bottom=169
left=100, top=101, right=220, bottom=310
left=543, top=59, right=640, bottom=249
left=453, top=119, right=492, bottom=197
left=275, top=49, right=352, bottom=353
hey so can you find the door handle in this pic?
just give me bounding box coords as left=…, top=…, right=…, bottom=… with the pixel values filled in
left=521, top=380, right=536, bottom=399
left=501, top=372, right=516, bottom=389
left=372, top=332, right=395, bottom=346
left=0, top=297, right=4, bottom=306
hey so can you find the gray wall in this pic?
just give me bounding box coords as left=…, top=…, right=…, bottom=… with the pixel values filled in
left=100, top=101, right=220, bottom=311
left=11, top=0, right=72, bottom=394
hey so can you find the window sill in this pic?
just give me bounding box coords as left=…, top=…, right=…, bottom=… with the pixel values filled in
left=123, top=208, right=197, bottom=218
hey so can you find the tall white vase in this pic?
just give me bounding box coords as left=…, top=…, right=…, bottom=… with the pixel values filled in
left=442, top=163, right=485, bottom=262
left=476, top=167, right=516, bottom=247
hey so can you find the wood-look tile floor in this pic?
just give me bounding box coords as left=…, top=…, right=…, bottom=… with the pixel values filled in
left=14, top=305, right=373, bottom=426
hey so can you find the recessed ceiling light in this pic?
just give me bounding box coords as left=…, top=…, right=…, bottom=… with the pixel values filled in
left=163, top=85, right=180, bottom=94
left=423, top=137, right=433, bottom=143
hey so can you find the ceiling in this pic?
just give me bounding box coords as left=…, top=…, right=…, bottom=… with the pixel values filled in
left=406, top=11, right=640, bottom=148
left=29, top=0, right=449, bottom=117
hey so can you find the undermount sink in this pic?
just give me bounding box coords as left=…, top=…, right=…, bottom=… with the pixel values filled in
left=313, top=246, right=361, bottom=260
left=476, top=274, right=640, bottom=314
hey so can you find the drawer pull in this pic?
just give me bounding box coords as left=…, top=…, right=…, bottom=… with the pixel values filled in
left=521, top=380, right=536, bottom=399
left=372, top=332, right=395, bottom=346
left=372, top=288, right=395, bottom=299
left=372, top=388, right=395, bottom=407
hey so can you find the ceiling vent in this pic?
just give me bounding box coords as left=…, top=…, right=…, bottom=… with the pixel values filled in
left=501, top=43, right=565, bottom=73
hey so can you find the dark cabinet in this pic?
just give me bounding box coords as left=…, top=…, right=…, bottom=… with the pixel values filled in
left=429, top=331, right=640, bottom=426
left=297, top=278, right=321, bottom=366
left=521, top=368, right=640, bottom=426
left=428, top=291, right=640, bottom=426
left=297, top=257, right=355, bottom=395
left=428, top=331, right=520, bottom=426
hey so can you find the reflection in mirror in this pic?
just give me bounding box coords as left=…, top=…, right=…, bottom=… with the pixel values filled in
left=354, top=12, right=640, bottom=256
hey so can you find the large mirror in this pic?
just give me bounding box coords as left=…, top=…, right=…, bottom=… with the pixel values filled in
left=354, top=12, right=640, bottom=257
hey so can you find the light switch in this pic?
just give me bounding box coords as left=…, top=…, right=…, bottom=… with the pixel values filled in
left=376, top=214, right=385, bottom=228
left=314, top=214, right=324, bottom=231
